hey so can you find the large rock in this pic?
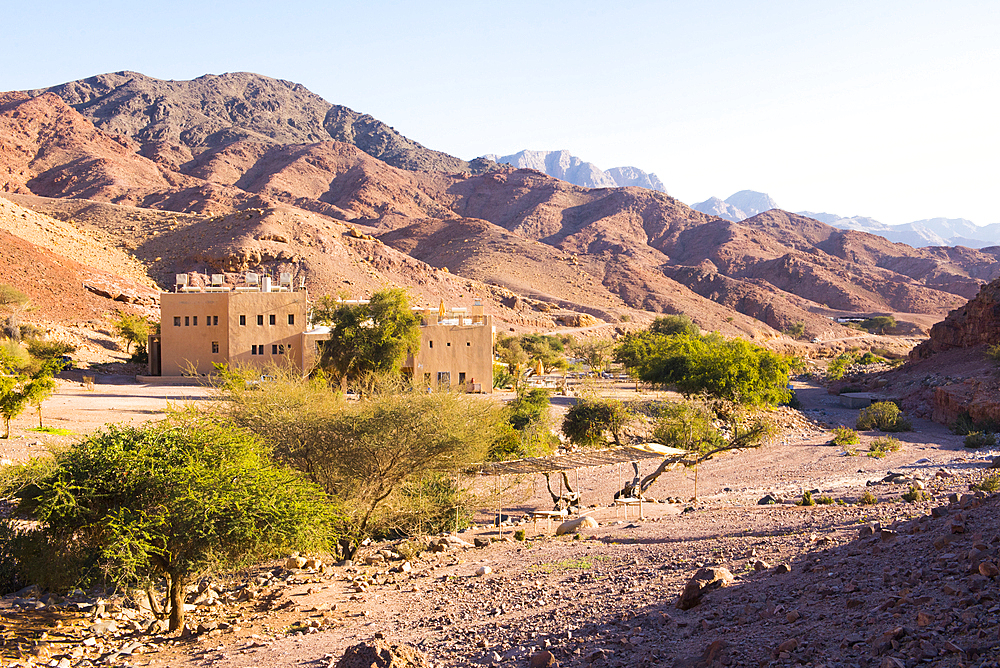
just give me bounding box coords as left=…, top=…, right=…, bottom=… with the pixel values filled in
left=556, top=515, right=598, bottom=535
left=676, top=567, right=734, bottom=610
left=335, top=638, right=430, bottom=668
left=912, top=278, right=1000, bottom=358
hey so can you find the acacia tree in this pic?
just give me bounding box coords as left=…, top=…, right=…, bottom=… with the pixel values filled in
left=11, top=413, right=332, bottom=631
left=112, top=313, right=152, bottom=355
left=311, top=289, right=421, bottom=391
left=0, top=374, right=28, bottom=439
left=0, top=284, right=29, bottom=341
left=638, top=399, right=775, bottom=499
left=573, top=339, right=613, bottom=373
left=216, top=368, right=501, bottom=559
left=561, top=398, right=631, bottom=447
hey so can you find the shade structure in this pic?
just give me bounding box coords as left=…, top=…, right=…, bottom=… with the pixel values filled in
left=468, top=442, right=688, bottom=476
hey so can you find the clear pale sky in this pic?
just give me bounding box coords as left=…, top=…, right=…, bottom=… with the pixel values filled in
left=4, top=1, right=998, bottom=226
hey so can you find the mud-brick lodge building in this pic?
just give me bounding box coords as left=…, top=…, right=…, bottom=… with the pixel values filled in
left=146, top=273, right=494, bottom=393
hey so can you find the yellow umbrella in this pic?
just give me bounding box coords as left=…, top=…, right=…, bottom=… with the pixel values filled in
left=439, top=299, right=446, bottom=319
left=534, top=358, right=544, bottom=376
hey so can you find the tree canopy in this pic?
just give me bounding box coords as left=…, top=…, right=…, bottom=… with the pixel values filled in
left=112, top=313, right=153, bottom=355
left=311, top=289, right=421, bottom=389
left=614, top=330, right=792, bottom=405
left=8, top=413, right=331, bottom=630
left=561, top=398, right=630, bottom=447
left=216, top=368, right=501, bottom=557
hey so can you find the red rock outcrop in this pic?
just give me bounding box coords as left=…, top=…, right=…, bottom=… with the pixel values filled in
left=912, top=278, right=1000, bottom=359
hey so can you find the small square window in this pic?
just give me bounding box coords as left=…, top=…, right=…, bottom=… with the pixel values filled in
left=184, top=316, right=190, bottom=326
left=466, top=341, right=471, bottom=346
left=173, top=316, right=181, bottom=327
left=192, top=316, right=198, bottom=326
left=278, top=344, right=285, bottom=354
left=211, top=341, right=219, bottom=354
left=240, top=315, right=246, bottom=326
left=288, top=314, right=295, bottom=325
left=271, top=344, right=278, bottom=354
left=446, top=342, right=451, bottom=347
left=257, top=315, right=264, bottom=326
left=269, top=314, right=276, bottom=325
left=213, top=315, right=219, bottom=326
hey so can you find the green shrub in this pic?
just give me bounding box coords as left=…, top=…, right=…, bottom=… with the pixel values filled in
left=964, top=431, right=997, bottom=449
left=867, top=436, right=902, bottom=458
left=832, top=427, right=860, bottom=446
left=25, top=338, right=76, bottom=360
left=826, top=354, right=855, bottom=380
left=858, top=490, right=878, bottom=505
left=856, top=402, right=911, bottom=432
left=986, top=344, right=1000, bottom=364
left=514, top=529, right=526, bottom=542
left=784, top=322, right=805, bottom=339
left=951, top=411, right=1000, bottom=436
left=902, top=485, right=931, bottom=502
left=815, top=495, right=835, bottom=505
left=797, top=491, right=816, bottom=506
left=973, top=474, right=1000, bottom=493
left=857, top=352, right=883, bottom=365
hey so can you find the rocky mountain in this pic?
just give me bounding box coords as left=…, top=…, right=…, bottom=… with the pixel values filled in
left=4, top=71, right=1000, bottom=340
left=803, top=212, right=1000, bottom=249
left=483, top=150, right=666, bottom=192
left=691, top=190, right=778, bottom=222
left=27, top=71, right=474, bottom=174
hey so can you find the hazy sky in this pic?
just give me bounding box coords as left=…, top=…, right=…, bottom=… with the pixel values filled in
left=4, top=1, right=999, bottom=225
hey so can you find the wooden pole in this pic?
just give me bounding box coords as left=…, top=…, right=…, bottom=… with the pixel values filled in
left=496, top=475, right=502, bottom=539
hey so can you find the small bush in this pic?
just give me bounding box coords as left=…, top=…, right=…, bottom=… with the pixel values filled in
left=18, top=324, right=45, bottom=340
left=857, top=352, right=884, bottom=365
left=797, top=491, right=816, bottom=506
left=952, top=412, right=1000, bottom=436
left=842, top=447, right=858, bottom=456
left=856, top=402, right=911, bottom=432
left=901, top=485, right=931, bottom=503
left=784, top=322, right=805, bottom=339
left=868, top=436, right=902, bottom=458
left=815, top=495, right=835, bottom=505
left=986, top=344, right=1000, bottom=364
left=973, top=474, right=1000, bottom=493
left=964, top=431, right=997, bottom=449
left=514, top=529, right=526, bottom=542
left=25, top=338, right=76, bottom=360
left=832, top=427, right=860, bottom=446
left=826, top=354, right=854, bottom=380
left=858, top=490, right=878, bottom=505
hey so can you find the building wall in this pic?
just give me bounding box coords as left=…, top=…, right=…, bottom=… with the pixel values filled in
left=159, top=291, right=307, bottom=376
left=408, top=315, right=494, bottom=393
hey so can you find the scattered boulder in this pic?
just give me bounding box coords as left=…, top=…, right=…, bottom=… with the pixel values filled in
left=335, top=638, right=430, bottom=668
left=556, top=516, right=598, bottom=535
left=757, top=494, right=778, bottom=505
left=676, top=567, right=734, bottom=610
left=285, top=555, right=307, bottom=569
left=529, top=650, right=555, bottom=668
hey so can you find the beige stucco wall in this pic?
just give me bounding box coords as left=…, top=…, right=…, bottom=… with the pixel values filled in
left=159, top=291, right=307, bottom=376
left=406, top=315, right=494, bottom=393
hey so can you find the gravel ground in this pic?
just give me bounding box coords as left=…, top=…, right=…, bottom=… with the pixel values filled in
left=3, top=378, right=1000, bottom=668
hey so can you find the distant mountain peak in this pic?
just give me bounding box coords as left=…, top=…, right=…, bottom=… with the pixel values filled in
left=483, top=150, right=666, bottom=192
left=692, top=190, right=778, bottom=222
